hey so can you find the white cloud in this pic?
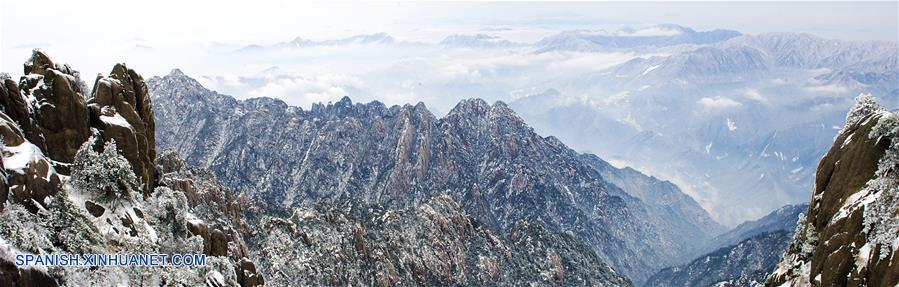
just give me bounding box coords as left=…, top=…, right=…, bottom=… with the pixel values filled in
left=246, top=73, right=363, bottom=108
left=742, top=88, right=766, bottom=102
left=626, top=26, right=684, bottom=37
left=803, top=83, right=850, bottom=94
left=697, top=97, right=742, bottom=108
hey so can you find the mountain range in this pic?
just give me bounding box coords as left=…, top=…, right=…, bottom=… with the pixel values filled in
left=148, top=69, right=725, bottom=284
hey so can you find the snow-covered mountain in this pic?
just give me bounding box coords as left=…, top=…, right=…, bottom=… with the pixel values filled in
left=227, top=28, right=898, bottom=228
left=535, top=24, right=742, bottom=52
left=148, top=69, right=725, bottom=284
left=0, top=51, right=639, bottom=287
left=646, top=231, right=793, bottom=287
left=240, top=33, right=398, bottom=51
left=440, top=34, right=522, bottom=49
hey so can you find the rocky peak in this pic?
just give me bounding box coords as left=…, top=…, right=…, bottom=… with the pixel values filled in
left=447, top=98, right=491, bottom=117
left=89, top=63, right=157, bottom=195
left=1, top=52, right=266, bottom=287
left=167, top=68, right=187, bottom=78
left=23, top=50, right=54, bottom=75
left=151, top=68, right=211, bottom=100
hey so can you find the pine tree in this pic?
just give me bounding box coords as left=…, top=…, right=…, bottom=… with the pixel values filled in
left=70, top=139, right=140, bottom=203
left=843, top=93, right=884, bottom=131
left=864, top=111, right=899, bottom=258
left=46, top=191, right=104, bottom=254
left=0, top=203, right=53, bottom=254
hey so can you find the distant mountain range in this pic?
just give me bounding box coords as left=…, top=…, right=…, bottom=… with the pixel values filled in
left=510, top=31, right=897, bottom=225
left=440, top=34, right=524, bottom=49
left=240, top=33, right=398, bottom=51
left=535, top=24, right=742, bottom=52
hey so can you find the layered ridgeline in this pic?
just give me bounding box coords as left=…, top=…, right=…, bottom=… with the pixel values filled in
left=149, top=69, right=724, bottom=284
left=0, top=51, right=263, bottom=286
left=645, top=203, right=806, bottom=287
left=767, top=95, right=899, bottom=286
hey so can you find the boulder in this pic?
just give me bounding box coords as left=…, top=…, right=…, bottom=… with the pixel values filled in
left=235, top=258, right=265, bottom=287
left=0, top=111, right=61, bottom=212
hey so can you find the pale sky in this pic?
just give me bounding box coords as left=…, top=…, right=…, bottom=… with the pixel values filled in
left=1, top=1, right=897, bottom=78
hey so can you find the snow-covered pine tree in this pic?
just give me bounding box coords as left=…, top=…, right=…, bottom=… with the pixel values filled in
left=70, top=139, right=140, bottom=203
left=865, top=111, right=899, bottom=258
left=0, top=203, right=53, bottom=254
left=843, top=93, right=885, bottom=131
left=46, top=191, right=104, bottom=254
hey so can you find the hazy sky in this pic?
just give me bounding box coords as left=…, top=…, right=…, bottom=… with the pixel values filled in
left=2, top=1, right=897, bottom=78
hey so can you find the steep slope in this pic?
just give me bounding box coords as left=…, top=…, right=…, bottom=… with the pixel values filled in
left=149, top=70, right=721, bottom=284
left=580, top=154, right=726, bottom=259
left=767, top=95, right=899, bottom=286
left=646, top=231, right=792, bottom=287
left=645, top=203, right=806, bottom=287
left=0, top=51, right=262, bottom=286
left=249, top=194, right=631, bottom=286
left=705, top=203, right=807, bottom=252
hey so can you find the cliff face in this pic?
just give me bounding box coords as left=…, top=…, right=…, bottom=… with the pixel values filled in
left=767, top=95, right=899, bottom=286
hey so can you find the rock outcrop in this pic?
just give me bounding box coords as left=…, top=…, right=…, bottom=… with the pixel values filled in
left=156, top=151, right=249, bottom=257
left=156, top=151, right=263, bottom=286
left=16, top=50, right=91, bottom=168
left=0, top=86, right=62, bottom=212
left=767, top=95, right=899, bottom=286
left=0, top=50, right=156, bottom=197
left=0, top=51, right=262, bottom=286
